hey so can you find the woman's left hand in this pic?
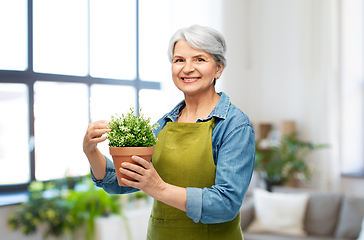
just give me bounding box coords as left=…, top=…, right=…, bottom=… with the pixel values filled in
left=120, top=156, right=187, bottom=212
left=119, top=156, right=166, bottom=198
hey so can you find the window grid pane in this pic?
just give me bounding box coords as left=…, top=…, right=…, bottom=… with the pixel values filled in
left=34, top=81, right=89, bottom=181
left=0, top=0, right=28, bottom=71
left=90, top=0, right=136, bottom=80
left=33, top=0, right=88, bottom=76
left=0, top=83, right=30, bottom=185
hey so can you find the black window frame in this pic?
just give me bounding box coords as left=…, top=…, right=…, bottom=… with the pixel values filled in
left=0, top=0, right=160, bottom=194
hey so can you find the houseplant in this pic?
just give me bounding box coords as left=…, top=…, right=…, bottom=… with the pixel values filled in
left=7, top=176, right=124, bottom=240
left=67, top=176, right=123, bottom=240
left=254, top=132, right=329, bottom=191
left=7, top=180, right=75, bottom=239
left=106, top=108, right=158, bottom=186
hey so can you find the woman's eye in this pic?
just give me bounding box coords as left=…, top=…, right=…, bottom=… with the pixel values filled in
left=197, top=58, right=205, bottom=62
left=174, top=59, right=183, bottom=63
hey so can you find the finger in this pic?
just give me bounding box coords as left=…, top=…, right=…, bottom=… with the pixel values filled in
left=120, top=167, right=142, bottom=182
left=89, top=129, right=109, bottom=139
left=85, top=132, right=107, bottom=145
left=121, top=177, right=139, bottom=188
left=89, top=120, right=109, bottom=130
left=97, top=120, right=110, bottom=129
left=88, top=135, right=107, bottom=144
left=121, top=162, right=144, bottom=175
left=131, top=156, right=151, bottom=169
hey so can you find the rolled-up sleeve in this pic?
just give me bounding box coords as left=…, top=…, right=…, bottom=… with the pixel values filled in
left=186, top=187, right=203, bottom=223
left=186, top=123, right=255, bottom=224
left=90, top=156, right=137, bottom=195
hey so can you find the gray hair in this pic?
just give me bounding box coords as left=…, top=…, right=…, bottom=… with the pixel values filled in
left=168, top=25, right=226, bottom=67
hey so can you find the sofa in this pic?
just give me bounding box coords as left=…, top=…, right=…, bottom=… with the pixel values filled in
left=240, top=188, right=364, bottom=240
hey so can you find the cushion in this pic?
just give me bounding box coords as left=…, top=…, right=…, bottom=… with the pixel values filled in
left=335, top=195, right=364, bottom=238
left=246, top=188, right=310, bottom=237
left=304, top=192, right=342, bottom=236
left=358, top=216, right=364, bottom=240
left=240, top=197, right=255, bottom=230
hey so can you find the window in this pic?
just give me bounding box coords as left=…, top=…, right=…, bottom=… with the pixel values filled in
left=0, top=0, right=27, bottom=71
left=89, top=0, right=136, bottom=80
left=0, top=84, right=30, bottom=185
left=0, top=0, right=160, bottom=193
left=340, top=0, right=364, bottom=176
left=33, top=81, right=89, bottom=180
left=33, top=0, right=88, bottom=76
left=0, top=0, right=222, bottom=194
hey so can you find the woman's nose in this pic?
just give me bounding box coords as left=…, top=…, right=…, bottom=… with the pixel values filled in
left=183, top=60, right=195, bottom=73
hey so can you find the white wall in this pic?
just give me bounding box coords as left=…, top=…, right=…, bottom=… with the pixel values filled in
left=219, top=0, right=364, bottom=194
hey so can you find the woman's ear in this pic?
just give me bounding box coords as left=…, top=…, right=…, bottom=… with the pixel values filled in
left=215, top=63, right=225, bottom=78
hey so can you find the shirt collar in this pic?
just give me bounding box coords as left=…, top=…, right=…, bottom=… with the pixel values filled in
left=164, top=92, right=230, bottom=122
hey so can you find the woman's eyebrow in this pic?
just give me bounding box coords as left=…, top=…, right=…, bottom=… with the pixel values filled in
left=173, top=54, right=208, bottom=59
left=193, top=54, right=208, bottom=58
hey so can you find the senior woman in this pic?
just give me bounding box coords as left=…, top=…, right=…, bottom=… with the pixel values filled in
left=83, top=25, right=255, bottom=239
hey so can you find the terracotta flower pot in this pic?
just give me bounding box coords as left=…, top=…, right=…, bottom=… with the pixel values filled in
left=109, top=146, right=154, bottom=186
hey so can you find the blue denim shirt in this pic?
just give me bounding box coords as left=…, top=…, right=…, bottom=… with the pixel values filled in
left=91, top=92, right=255, bottom=224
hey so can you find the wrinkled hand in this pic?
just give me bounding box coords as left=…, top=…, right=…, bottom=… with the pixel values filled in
left=83, top=120, right=110, bottom=154
left=120, top=156, right=166, bottom=198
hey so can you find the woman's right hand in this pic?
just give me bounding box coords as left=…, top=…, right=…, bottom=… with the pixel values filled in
left=83, top=120, right=110, bottom=155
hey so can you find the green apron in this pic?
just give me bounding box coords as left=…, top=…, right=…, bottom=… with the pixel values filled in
left=147, top=118, right=243, bottom=240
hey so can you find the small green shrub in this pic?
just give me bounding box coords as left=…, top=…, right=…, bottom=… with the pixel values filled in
left=106, top=108, right=158, bottom=147
left=7, top=177, right=123, bottom=240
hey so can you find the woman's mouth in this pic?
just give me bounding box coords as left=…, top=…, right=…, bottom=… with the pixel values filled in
left=181, top=77, right=200, bottom=83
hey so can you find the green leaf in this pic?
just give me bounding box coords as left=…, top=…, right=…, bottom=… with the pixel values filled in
left=106, top=107, right=158, bottom=147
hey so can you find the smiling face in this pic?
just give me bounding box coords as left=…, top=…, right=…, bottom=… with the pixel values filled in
left=171, top=40, right=224, bottom=97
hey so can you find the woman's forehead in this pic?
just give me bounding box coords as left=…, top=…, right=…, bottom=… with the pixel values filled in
left=173, top=40, right=211, bottom=57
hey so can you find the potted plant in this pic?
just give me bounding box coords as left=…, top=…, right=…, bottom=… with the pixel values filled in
left=7, top=176, right=125, bottom=240
left=106, top=108, right=158, bottom=186
left=67, top=176, right=124, bottom=240
left=7, top=181, right=75, bottom=239
left=254, top=132, right=329, bottom=191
